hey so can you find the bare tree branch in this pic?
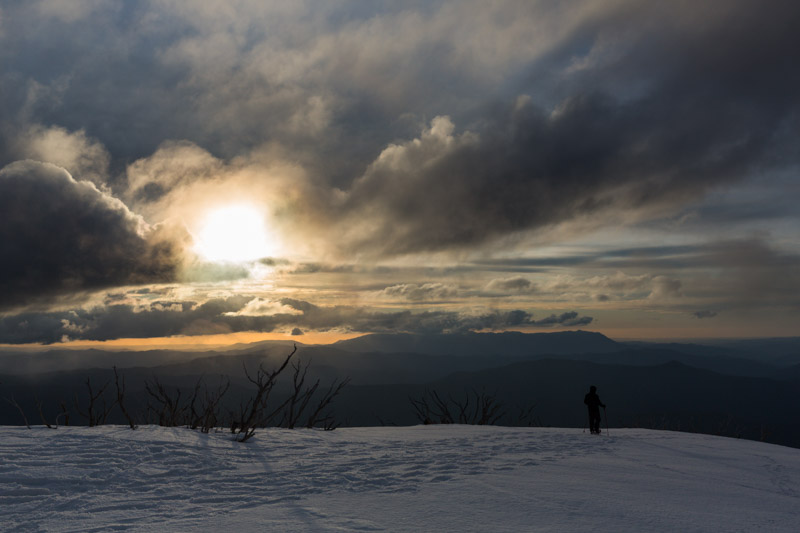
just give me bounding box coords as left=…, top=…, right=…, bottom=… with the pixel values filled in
left=144, top=376, right=187, bottom=427
left=75, top=378, right=116, bottom=427
left=113, top=366, right=137, bottom=430
left=233, top=345, right=297, bottom=442
left=35, top=395, right=54, bottom=429
left=5, top=395, right=30, bottom=429
left=305, top=377, right=350, bottom=430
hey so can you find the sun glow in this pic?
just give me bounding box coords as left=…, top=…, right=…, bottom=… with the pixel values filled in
left=193, top=205, right=276, bottom=262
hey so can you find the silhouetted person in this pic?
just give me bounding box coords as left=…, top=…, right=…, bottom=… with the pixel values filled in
left=584, top=385, right=606, bottom=434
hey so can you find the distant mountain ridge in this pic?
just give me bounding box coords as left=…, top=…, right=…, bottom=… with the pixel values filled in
left=333, top=330, right=623, bottom=356
left=3, top=331, right=798, bottom=377
left=2, top=330, right=800, bottom=448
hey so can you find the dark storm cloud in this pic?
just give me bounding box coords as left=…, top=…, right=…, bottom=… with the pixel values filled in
left=342, top=87, right=798, bottom=255
left=2, top=1, right=796, bottom=220
left=693, top=311, right=718, bottom=319
left=0, top=161, right=186, bottom=309
left=324, top=0, right=800, bottom=255
left=0, top=295, right=593, bottom=344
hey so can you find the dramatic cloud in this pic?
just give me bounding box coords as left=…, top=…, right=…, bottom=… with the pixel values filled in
left=0, top=1, right=798, bottom=341
left=336, top=81, right=797, bottom=255
left=0, top=161, right=187, bottom=309
left=2, top=2, right=797, bottom=253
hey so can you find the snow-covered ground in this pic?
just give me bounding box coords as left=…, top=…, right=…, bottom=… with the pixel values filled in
left=1, top=426, right=798, bottom=532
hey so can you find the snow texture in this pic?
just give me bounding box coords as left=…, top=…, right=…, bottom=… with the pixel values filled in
left=1, top=425, right=798, bottom=532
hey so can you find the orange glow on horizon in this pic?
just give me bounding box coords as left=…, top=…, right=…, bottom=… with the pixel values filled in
left=0, top=331, right=364, bottom=351
left=0, top=326, right=787, bottom=352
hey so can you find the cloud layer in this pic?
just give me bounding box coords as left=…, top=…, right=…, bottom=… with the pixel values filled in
left=0, top=296, right=593, bottom=344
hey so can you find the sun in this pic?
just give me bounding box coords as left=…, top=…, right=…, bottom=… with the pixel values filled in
left=193, top=205, right=277, bottom=262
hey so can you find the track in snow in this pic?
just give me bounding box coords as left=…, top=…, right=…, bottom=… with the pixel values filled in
left=1, top=425, right=798, bottom=532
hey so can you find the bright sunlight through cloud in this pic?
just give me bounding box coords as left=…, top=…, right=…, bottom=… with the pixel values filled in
left=193, top=205, right=276, bottom=262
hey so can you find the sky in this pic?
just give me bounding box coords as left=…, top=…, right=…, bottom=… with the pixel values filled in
left=1, top=0, right=799, bottom=347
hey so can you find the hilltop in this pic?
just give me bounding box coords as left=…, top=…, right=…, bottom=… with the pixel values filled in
left=1, top=425, right=798, bottom=531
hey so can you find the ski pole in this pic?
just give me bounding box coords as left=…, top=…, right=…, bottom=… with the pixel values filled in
left=603, top=406, right=609, bottom=436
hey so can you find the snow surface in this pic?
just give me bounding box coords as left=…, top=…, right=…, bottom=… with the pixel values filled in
left=1, top=425, right=798, bottom=532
